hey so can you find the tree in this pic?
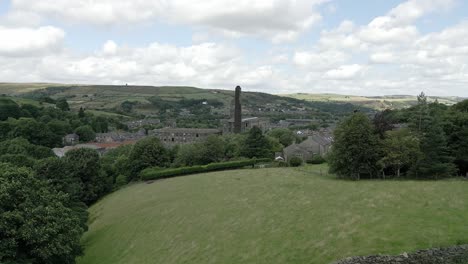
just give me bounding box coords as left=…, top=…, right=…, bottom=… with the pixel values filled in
left=373, top=110, right=394, bottom=139
left=0, top=163, right=84, bottom=264
left=128, top=137, right=169, bottom=179
left=380, top=129, right=421, bottom=178
left=241, top=126, right=272, bottom=159
left=328, top=112, right=382, bottom=180
left=78, top=107, right=85, bottom=118
left=56, top=98, right=70, bottom=111
left=0, top=138, right=54, bottom=159
left=7, top=118, right=61, bottom=147
left=65, top=148, right=112, bottom=205
left=0, top=98, right=20, bottom=121
left=267, top=128, right=296, bottom=147
left=75, top=125, right=96, bottom=142
left=409, top=118, right=457, bottom=179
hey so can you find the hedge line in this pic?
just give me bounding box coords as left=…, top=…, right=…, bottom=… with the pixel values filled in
left=141, top=158, right=271, bottom=181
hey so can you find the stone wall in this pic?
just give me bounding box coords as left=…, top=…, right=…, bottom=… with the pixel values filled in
left=333, top=245, right=468, bottom=264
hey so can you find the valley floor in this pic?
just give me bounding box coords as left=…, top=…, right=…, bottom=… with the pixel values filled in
left=78, top=165, right=468, bottom=264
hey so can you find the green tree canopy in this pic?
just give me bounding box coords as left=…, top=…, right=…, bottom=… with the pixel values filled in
left=0, top=163, right=84, bottom=264
left=0, top=98, right=20, bottom=121
left=74, top=125, right=96, bottom=142
left=328, top=112, right=382, bottom=180
left=128, top=137, right=169, bottom=179
left=241, top=126, right=272, bottom=159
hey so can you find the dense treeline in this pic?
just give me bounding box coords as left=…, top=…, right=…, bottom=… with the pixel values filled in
left=0, top=97, right=125, bottom=147
left=0, top=98, right=125, bottom=263
left=329, top=93, right=468, bottom=180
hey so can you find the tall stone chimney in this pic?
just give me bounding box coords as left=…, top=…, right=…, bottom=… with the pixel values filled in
left=234, top=86, right=242, bottom=134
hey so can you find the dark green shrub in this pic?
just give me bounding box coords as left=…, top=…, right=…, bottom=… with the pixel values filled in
left=307, top=155, right=326, bottom=164
left=289, top=156, right=303, bottom=167
left=141, top=158, right=271, bottom=181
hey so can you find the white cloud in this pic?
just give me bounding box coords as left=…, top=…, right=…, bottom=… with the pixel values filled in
left=325, top=64, right=364, bottom=80
left=102, top=40, right=118, bottom=56
left=293, top=50, right=348, bottom=70
left=0, top=26, right=65, bottom=56
left=9, top=0, right=329, bottom=42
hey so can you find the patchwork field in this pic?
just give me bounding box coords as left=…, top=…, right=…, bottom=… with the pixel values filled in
left=78, top=165, right=468, bottom=264
left=283, top=93, right=465, bottom=110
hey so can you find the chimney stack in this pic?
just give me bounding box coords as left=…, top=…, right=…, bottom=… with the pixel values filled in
left=234, top=86, right=242, bottom=134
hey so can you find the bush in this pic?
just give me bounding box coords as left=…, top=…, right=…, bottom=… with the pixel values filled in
left=289, top=156, right=303, bottom=167
left=141, top=158, right=271, bottom=181
left=307, top=155, right=326, bottom=164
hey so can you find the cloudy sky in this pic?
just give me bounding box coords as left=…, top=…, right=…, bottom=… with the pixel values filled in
left=1, top=0, right=468, bottom=96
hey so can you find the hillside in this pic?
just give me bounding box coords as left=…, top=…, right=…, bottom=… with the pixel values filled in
left=0, top=83, right=374, bottom=126
left=77, top=165, right=468, bottom=264
left=283, top=93, right=465, bottom=110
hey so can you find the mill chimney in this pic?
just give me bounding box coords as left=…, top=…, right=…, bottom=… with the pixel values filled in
left=234, top=86, right=242, bottom=134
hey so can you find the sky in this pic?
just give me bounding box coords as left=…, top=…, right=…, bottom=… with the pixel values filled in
left=0, top=0, right=468, bottom=96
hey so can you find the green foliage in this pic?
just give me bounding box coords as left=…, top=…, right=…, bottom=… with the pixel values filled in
left=0, top=154, right=36, bottom=168
left=0, top=138, right=54, bottom=159
left=141, top=159, right=270, bottom=181
left=289, top=156, right=303, bottom=167
left=268, top=128, right=296, bottom=147
left=241, top=126, right=272, bottom=159
left=65, top=148, right=112, bottom=205
left=0, top=98, right=20, bottom=121
left=380, top=129, right=421, bottom=178
left=56, top=98, right=70, bottom=111
left=75, top=125, right=96, bottom=142
left=328, top=112, right=382, bottom=180
left=47, top=119, right=72, bottom=135
left=306, top=155, right=326, bottom=164
left=128, top=137, right=169, bottom=180
left=0, top=163, right=84, bottom=264
left=7, top=118, right=61, bottom=147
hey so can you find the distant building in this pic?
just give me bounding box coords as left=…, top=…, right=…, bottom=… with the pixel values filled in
left=124, top=119, right=160, bottom=130
left=279, top=119, right=317, bottom=127
left=223, top=117, right=269, bottom=134
left=63, top=133, right=79, bottom=146
left=95, top=129, right=146, bottom=143
left=282, top=135, right=333, bottom=162
left=149, top=128, right=221, bottom=146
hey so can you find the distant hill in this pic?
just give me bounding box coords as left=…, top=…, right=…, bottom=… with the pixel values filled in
left=0, top=83, right=375, bottom=123
left=282, top=93, right=466, bottom=110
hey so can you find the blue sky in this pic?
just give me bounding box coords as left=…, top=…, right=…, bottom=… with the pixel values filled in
left=0, top=0, right=468, bottom=96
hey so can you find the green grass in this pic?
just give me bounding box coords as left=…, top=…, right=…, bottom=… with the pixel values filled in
left=77, top=165, right=468, bottom=264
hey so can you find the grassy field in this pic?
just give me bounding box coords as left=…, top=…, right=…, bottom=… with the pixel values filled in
left=77, top=165, right=468, bottom=264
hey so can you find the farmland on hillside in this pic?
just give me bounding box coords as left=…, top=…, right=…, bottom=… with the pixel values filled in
left=283, top=93, right=465, bottom=110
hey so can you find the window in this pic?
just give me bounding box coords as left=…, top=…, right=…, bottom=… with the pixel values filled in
left=172, top=138, right=175, bottom=142
left=196, top=134, right=199, bottom=137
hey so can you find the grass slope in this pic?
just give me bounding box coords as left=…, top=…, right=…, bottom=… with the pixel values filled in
left=78, top=165, right=468, bottom=264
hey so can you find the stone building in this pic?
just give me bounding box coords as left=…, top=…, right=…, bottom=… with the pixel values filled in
left=223, top=117, right=269, bottom=134
left=282, top=135, right=333, bottom=162
left=149, top=128, right=221, bottom=146
left=95, top=129, right=146, bottom=143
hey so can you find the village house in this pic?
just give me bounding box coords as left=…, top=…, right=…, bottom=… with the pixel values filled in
left=282, top=135, right=333, bottom=163
left=149, top=128, right=221, bottom=146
